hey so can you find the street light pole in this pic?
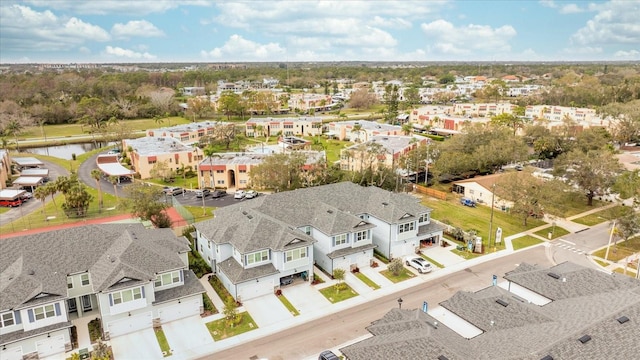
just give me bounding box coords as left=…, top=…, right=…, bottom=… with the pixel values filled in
left=488, top=183, right=496, bottom=250
left=604, top=220, right=616, bottom=261
left=397, top=297, right=403, bottom=309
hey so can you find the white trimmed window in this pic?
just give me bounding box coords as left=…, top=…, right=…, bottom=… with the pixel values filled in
left=398, top=222, right=415, bottom=234
left=34, top=305, right=56, bottom=321
left=303, top=226, right=311, bottom=235
left=67, top=277, right=73, bottom=289
left=333, top=234, right=348, bottom=246
left=0, top=312, right=14, bottom=327
left=419, top=213, right=429, bottom=223
left=285, top=248, right=307, bottom=262
left=81, top=274, right=90, bottom=286
left=112, top=288, right=142, bottom=305
left=155, top=270, right=181, bottom=287
left=246, top=250, right=269, bottom=265
left=354, top=230, right=369, bottom=242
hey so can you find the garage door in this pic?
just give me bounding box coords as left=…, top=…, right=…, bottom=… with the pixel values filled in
left=36, top=335, right=65, bottom=358
left=238, top=278, right=274, bottom=301
left=2, top=346, right=23, bottom=360
left=107, top=312, right=152, bottom=338
left=391, top=242, right=414, bottom=259
left=356, top=254, right=370, bottom=268
left=333, top=258, right=350, bottom=273
left=158, top=299, right=201, bottom=323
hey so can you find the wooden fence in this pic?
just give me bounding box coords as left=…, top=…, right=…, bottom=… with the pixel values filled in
left=413, top=184, right=447, bottom=200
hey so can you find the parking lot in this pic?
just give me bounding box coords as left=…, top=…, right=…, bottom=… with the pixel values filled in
left=166, top=189, right=265, bottom=208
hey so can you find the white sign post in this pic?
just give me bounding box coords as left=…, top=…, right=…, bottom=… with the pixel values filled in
left=495, top=227, right=503, bottom=244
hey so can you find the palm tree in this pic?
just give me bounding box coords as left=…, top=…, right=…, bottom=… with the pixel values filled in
left=108, top=176, right=120, bottom=198
left=33, top=186, right=48, bottom=218
left=402, top=123, right=413, bottom=136
left=43, top=182, right=59, bottom=216
left=5, top=119, right=23, bottom=152
left=91, top=169, right=104, bottom=212
left=351, top=123, right=365, bottom=142
left=203, top=146, right=217, bottom=188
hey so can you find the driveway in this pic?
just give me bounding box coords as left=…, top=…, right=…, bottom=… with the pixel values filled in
left=110, top=328, right=162, bottom=360
left=242, top=294, right=293, bottom=328
left=162, top=316, right=213, bottom=358
left=281, top=283, right=331, bottom=316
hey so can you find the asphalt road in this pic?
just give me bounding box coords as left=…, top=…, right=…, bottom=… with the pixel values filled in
left=546, top=221, right=614, bottom=268
left=207, top=246, right=553, bottom=360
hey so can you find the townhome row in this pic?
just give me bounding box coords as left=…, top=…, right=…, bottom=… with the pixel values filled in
left=0, top=224, right=205, bottom=360
left=194, top=182, right=444, bottom=302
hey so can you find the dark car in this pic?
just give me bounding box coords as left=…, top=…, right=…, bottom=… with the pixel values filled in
left=211, top=189, right=227, bottom=198
left=318, top=350, right=340, bottom=360
left=280, top=276, right=294, bottom=286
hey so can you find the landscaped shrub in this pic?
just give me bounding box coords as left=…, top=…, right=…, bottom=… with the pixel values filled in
left=88, top=318, right=102, bottom=343
left=209, top=275, right=234, bottom=302
left=202, top=293, right=218, bottom=315
left=189, top=252, right=211, bottom=278
left=373, top=249, right=390, bottom=264
left=387, top=258, right=404, bottom=276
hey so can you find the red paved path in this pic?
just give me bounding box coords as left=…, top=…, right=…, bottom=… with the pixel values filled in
left=0, top=207, right=186, bottom=239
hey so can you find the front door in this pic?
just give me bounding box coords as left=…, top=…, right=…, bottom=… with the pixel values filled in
left=81, top=295, right=92, bottom=311
left=68, top=298, right=77, bottom=313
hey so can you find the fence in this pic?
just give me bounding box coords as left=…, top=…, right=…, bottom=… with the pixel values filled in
left=413, top=184, right=447, bottom=200
left=171, top=196, right=195, bottom=225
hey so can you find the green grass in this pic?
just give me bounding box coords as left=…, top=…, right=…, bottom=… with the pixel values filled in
left=593, top=259, right=610, bottom=268
left=534, top=226, right=570, bottom=240
left=154, top=327, right=172, bottom=357
left=202, top=293, right=218, bottom=314
left=182, top=205, right=215, bottom=222
left=208, top=276, right=234, bottom=303
left=380, top=268, right=416, bottom=283
left=542, top=192, right=608, bottom=218
left=451, top=248, right=483, bottom=259
left=20, top=117, right=191, bottom=139
left=206, top=312, right=257, bottom=341
left=511, top=235, right=544, bottom=250
left=146, top=175, right=200, bottom=190
left=276, top=294, right=300, bottom=316
left=613, top=267, right=637, bottom=278
left=572, top=206, right=634, bottom=226
left=313, top=273, right=325, bottom=284
left=591, top=236, right=640, bottom=262
left=354, top=272, right=380, bottom=290
left=0, top=207, right=10, bottom=215
left=419, top=254, right=444, bottom=268
left=319, top=283, right=359, bottom=303
left=423, top=196, right=546, bottom=253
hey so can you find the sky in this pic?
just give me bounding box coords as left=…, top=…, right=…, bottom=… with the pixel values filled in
left=1, top=0, right=639, bottom=63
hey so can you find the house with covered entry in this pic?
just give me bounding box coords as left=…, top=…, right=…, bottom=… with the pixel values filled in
left=0, top=224, right=205, bottom=360
left=194, top=182, right=442, bottom=301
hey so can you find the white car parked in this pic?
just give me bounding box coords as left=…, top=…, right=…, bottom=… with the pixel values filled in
left=245, top=190, right=258, bottom=199
left=405, top=256, right=433, bottom=274
left=234, top=190, right=246, bottom=199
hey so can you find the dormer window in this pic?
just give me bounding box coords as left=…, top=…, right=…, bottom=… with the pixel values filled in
left=419, top=213, right=429, bottom=223
left=399, top=222, right=415, bottom=234
left=81, top=274, right=90, bottom=286
left=246, top=250, right=270, bottom=265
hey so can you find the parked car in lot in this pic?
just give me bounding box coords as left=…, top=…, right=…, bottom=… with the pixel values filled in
left=165, top=187, right=184, bottom=196
left=20, top=192, right=33, bottom=201
left=318, top=350, right=340, bottom=360
left=460, top=197, right=476, bottom=207
left=0, top=198, right=23, bottom=207
left=195, top=189, right=210, bottom=198
left=234, top=190, right=246, bottom=199
left=211, top=189, right=227, bottom=198
left=405, top=256, right=433, bottom=274
left=245, top=190, right=258, bottom=199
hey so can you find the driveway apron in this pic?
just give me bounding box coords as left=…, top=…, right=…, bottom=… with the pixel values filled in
left=281, top=283, right=331, bottom=316
left=242, top=294, right=293, bottom=328
left=162, top=316, right=213, bottom=358
left=110, top=328, right=162, bottom=360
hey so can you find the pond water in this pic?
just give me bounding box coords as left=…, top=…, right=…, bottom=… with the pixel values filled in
left=23, top=142, right=114, bottom=160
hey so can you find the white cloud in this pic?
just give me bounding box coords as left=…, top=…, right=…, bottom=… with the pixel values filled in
left=614, top=49, right=640, bottom=58
left=420, top=20, right=516, bottom=56
left=104, top=45, right=157, bottom=60
left=111, top=20, right=165, bottom=39
left=562, top=46, right=603, bottom=54
left=78, top=46, right=91, bottom=54
left=571, top=0, right=640, bottom=45
left=558, top=4, right=585, bottom=14
left=539, top=0, right=557, bottom=9
left=0, top=4, right=110, bottom=52
left=23, top=0, right=211, bottom=15
left=369, top=16, right=412, bottom=29
left=200, top=35, right=286, bottom=60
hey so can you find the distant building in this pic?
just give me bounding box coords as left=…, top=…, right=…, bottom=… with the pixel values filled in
left=246, top=117, right=323, bottom=138
left=340, top=135, right=429, bottom=173
left=146, top=121, right=228, bottom=146
left=341, top=261, right=640, bottom=360
left=0, top=150, right=11, bottom=189
left=179, top=87, right=206, bottom=96
left=327, top=120, right=403, bottom=142
left=124, top=137, right=203, bottom=180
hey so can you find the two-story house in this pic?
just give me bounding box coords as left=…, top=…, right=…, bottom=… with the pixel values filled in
left=195, top=182, right=443, bottom=301
left=0, top=224, right=205, bottom=360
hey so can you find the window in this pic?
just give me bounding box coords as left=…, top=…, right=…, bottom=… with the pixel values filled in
left=333, top=234, right=348, bottom=246
left=216, top=170, right=224, bottom=173
left=217, top=180, right=224, bottom=185
left=112, top=287, right=142, bottom=305
left=239, top=169, right=247, bottom=173
left=284, top=124, right=293, bottom=129
left=34, top=305, right=55, bottom=320
left=148, top=159, right=157, bottom=165
left=67, top=277, right=73, bottom=289
left=354, top=230, right=368, bottom=242
left=239, top=180, right=247, bottom=184
left=398, top=222, right=415, bottom=234
left=285, top=248, right=307, bottom=262
left=155, top=270, right=181, bottom=287
left=304, top=226, right=311, bottom=235
left=81, top=274, right=90, bottom=286
left=246, top=250, right=269, bottom=265
left=0, top=312, right=14, bottom=327
left=419, top=214, right=429, bottom=223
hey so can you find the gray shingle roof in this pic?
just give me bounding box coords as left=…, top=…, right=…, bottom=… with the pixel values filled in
left=0, top=321, right=73, bottom=347
left=153, top=270, right=205, bottom=305
left=0, top=224, right=190, bottom=311
left=195, top=182, right=431, bottom=254
left=340, top=262, right=640, bottom=360
left=218, top=257, right=279, bottom=284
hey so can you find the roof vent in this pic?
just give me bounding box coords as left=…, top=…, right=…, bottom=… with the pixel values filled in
left=382, top=202, right=389, bottom=206
left=547, top=272, right=560, bottom=279
left=496, top=299, right=509, bottom=307
left=540, top=356, right=553, bottom=360
left=437, top=356, right=449, bottom=360
left=578, top=335, right=591, bottom=344
left=617, top=316, right=629, bottom=324
left=242, top=211, right=248, bottom=215
left=327, top=210, right=333, bottom=214
left=28, top=269, right=35, bottom=275
left=247, top=215, right=253, bottom=220
left=110, top=255, right=116, bottom=263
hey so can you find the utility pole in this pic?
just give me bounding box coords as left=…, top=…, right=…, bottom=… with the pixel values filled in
left=604, top=220, right=616, bottom=261
left=488, top=183, right=496, bottom=249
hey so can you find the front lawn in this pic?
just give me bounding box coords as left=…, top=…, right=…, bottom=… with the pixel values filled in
left=206, top=312, right=257, bottom=341
left=419, top=254, right=444, bottom=268
left=154, top=327, right=172, bottom=357
left=591, top=236, right=640, bottom=262
left=354, top=272, right=380, bottom=290
left=182, top=205, right=215, bottom=222
left=572, top=206, right=633, bottom=226
left=319, top=284, right=359, bottom=303
left=511, top=235, right=544, bottom=250
left=613, top=267, right=638, bottom=278
left=380, top=268, right=416, bottom=283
